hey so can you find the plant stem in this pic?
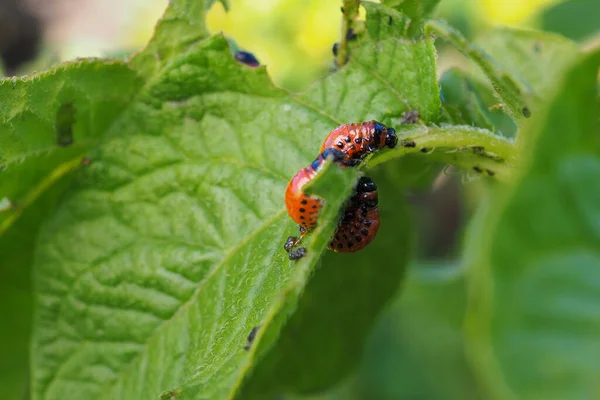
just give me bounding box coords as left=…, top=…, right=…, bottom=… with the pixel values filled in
left=366, top=125, right=519, bottom=183
left=336, top=0, right=360, bottom=68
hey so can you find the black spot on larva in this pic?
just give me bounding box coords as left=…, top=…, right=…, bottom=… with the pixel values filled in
left=354, top=137, right=362, bottom=144
left=366, top=199, right=378, bottom=208
left=354, top=223, right=361, bottom=229
left=343, top=234, right=349, bottom=240
left=348, top=241, right=354, bottom=248
left=349, top=229, right=355, bottom=235
left=56, top=103, right=76, bottom=147
left=345, top=135, right=352, bottom=143
left=299, top=208, right=305, bottom=213
left=486, top=169, right=495, bottom=176
left=300, top=215, right=305, bottom=220
left=364, top=220, right=372, bottom=227
left=337, top=243, right=344, bottom=249
left=357, top=217, right=364, bottom=223
left=361, top=228, right=369, bottom=236
left=355, top=235, right=362, bottom=242
left=473, top=166, right=483, bottom=173
left=361, top=209, right=368, bottom=217
left=522, top=107, right=531, bottom=118
left=311, top=205, right=317, bottom=209
left=337, top=141, right=344, bottom=148
left=301, top=199, right=307, bottom=205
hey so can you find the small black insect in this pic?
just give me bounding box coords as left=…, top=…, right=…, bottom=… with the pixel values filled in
left=346, top=28, right=357, bottom=41
left=283, top=236, right=297, bottom=252
left=332, top=42, right=339, bottom=56
left=473, top=166, right=483, bottom=173
left=401, top=110, right=419, bottom=124
left=234, top=51, right=260, bottom=67
left=244, top=326, right=259, bottom=351
left=402, top=140, right=416, bottom=148
left=289, top=247, right=307, bottom=260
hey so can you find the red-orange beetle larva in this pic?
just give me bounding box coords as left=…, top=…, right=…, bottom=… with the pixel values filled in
left=320, top=121, right=398, bottom=167
left=328, top=176, right=380, bottom=253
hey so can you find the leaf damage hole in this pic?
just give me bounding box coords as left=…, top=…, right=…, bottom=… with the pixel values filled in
left=56, top=103, right=76, bottom=147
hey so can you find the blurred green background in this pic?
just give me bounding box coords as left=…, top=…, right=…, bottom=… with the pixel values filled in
left=1, top=0, right=598, bottom=399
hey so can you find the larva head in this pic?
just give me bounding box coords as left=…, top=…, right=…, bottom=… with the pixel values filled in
left=373, top=121, right=398, bottom=149
left=311, top=148, right=345, bottom=171
left=356, top=176, right=377, bottom=194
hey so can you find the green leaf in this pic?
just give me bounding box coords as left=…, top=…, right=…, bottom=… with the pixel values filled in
left=367, top=125, right=518, bottom=183
left=314, top=2, right=441, bottom=124
left=381, top=0, right=441, bottom=20
left=474, top=28, right=580, bottom=109
left=539, top=0, right=600, bottom=42
left=464, top=50, right=600, bottom=399
left=426, top=20, right=531, bottom=121
left=128, top=0, right=223, bottom=79
left=357, top=261, right=482, bottom=400
left=439, top=68, right=517, bottom=138
left=0, top=170, right=77, bottom=399
left=31, top=2, right=439, bottom=399
left=0, top=60, right=142, bottom=235
left=235, top=167, right=411, bottom=398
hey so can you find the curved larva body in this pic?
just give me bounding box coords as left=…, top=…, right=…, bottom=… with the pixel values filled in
left=320, top=121, right=397, bottom=167
left=284, top=149, right=344, bottom=231
left=328, top=176, right=380, bottom=253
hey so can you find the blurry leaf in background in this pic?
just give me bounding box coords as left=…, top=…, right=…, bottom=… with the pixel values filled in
left=480, top=0, right=559, bottom=26
left=357, top=261, right=482, bottom=400
left=474, top=28, right=579, bottom=109
left=283, top=261, right=483, bottom=400
left=538, top=0, right=600, bottom=42
left=438, top=67, right=517, bottom=138
left=465, top=50, right=600, bottom=399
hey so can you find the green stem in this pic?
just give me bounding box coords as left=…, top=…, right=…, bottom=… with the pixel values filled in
left=365, top=125, right=519, bottom=183
left=425, top=19, right=531, bottom=121
left=336, top=0, right=360, bottom=68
